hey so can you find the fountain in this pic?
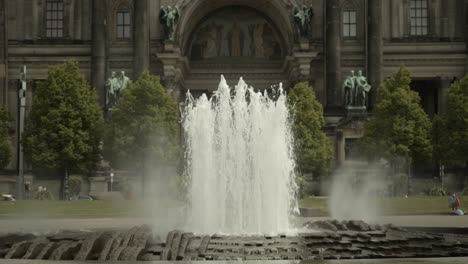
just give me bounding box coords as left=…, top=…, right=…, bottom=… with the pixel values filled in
left=2, top=77, right=468, bottom=262
left=182, top=75, right=297, bottom=235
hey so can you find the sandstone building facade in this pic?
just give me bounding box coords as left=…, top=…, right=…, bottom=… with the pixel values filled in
left=0, top=0, right=467, bottom=173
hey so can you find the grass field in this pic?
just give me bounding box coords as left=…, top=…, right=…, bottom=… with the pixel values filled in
left=300, top=196, right=468, bottom=216
left=0, top=196, right=466, bottom=218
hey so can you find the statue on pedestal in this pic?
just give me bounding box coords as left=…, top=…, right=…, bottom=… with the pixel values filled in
left=160, top=6, right=180, bottom=41
left=343, top=70, right=371, bottom=108
left=106, top=72, right=118, bottom=109
left=105, top=71, right=131, bottom=110
left=293, top=5, right=314, bottom=38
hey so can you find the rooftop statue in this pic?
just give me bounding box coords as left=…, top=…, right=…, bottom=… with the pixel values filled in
left=344, top=70, right=371, bottom=108
left=293, top=5, right=314, bottom=38
left=160, top=6, right=180, bottom=41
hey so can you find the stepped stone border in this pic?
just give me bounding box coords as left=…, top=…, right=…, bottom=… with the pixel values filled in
left=0, top=221, right=468, bottom=261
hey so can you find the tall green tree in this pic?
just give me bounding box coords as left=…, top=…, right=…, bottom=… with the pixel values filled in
left=23, top=60, right=103, bottom=199
left=288, top=82, right=333, bottom=178
left=361, top=66, right=432, bottom=166
left=0, top=108, right=11, bottom=169
left=433, top=76, right=468, bottom=166
left=103, top=71, right=180, bottom=193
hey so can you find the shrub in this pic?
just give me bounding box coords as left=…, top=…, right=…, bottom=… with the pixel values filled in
left=68, top=177, right=82, bottom=196
left=34, top=186, right=53, bottom=200
left=391, top=173, right=408, bottom=197
left=423, top=186, right=447, bottom=196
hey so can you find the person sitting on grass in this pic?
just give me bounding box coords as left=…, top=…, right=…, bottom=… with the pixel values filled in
left=448, top=193, right=463, bottom=215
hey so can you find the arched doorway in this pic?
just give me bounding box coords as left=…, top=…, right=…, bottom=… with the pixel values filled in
left=157, top=0, right=318, bottom=99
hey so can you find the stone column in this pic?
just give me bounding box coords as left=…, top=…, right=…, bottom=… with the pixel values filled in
left=0, top=0, right=7, bottom=107
left=91, top=0, right=106, bottom=105
left=326, top=0, right=341, bottom=108
left=368, top=0, right=383, bottom=109
left=150, top=0, right=162, bottom=40
left=465, top=0, right=468, bottom=74
left=133, top=0, right=150, bottom=79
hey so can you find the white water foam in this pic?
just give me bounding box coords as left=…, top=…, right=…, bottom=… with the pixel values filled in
left=182, top=76, right=297, bottom=235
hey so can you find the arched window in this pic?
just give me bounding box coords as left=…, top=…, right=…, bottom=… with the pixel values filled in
left=410, top=0, right=429, bottom=36
left=45, top=0, right=64, bottom=38
left=116, top=10, right=131, bottom=39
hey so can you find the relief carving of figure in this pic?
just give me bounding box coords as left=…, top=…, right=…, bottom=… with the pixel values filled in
left=253, top=23, right=265, bottom=58
left=231, top=22, right=242, bottom=57
left=201, top=24, right=218, bottom=58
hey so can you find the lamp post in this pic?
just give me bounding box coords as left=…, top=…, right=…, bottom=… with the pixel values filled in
left=110, top=171, right=114, bottom=192
left=17, top=65, right=26, bottom=200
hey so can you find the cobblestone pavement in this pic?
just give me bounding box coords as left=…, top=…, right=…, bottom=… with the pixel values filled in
left=1, top=220, right=468, bottom=261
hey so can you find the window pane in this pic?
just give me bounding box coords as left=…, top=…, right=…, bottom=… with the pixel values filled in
left=117, top=27, right=123, bottom=38
left=422, top=18, right=427, bottom=26
left=422, top=27, right=427, bottom=35
left=57, top=2, right=63, bottom=10
left=46, top=29, right=52, bottom=37
left=124, top=27, right=130, bottom=38
left=350, top=11, right=356, bottom=23
left=343, top=24, right=350, bottom=36
left=410, top=9, right=415, bottom=17
left=57, top=30, right=63, bottom=37
left=51, top=20, right=57, bottom=28
left=422, top=1, right=427, bottom=8
left=124, top=13, right=130, bottom=25
left=117, top=13, right=123, bottom=24
left=411, top=1, right=416, bottom=8
left=58, top=11, right=63, bottom=19
left=343, top=11, right=349, bottom=23
left=58, top=20, right=63, bottom=29
left=350, top=25, right=357, bottom=36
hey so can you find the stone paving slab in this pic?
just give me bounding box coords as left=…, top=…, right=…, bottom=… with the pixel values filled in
left=1, top=221, right=468, bottom=261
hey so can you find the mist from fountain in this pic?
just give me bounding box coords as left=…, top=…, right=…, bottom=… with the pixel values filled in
left=182, top=76, right=297, bottom=235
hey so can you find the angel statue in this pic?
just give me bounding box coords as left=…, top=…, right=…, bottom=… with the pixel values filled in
left=293, top=5, right=314, bottom=38
left=160, top=6, right=180, bottom=41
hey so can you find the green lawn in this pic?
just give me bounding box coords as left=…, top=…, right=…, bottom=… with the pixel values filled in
left=300, top=196, right=468, bottom=216
left=0, top=200, right=141, bottom=218
left=0, top=196, right=466, bottom=218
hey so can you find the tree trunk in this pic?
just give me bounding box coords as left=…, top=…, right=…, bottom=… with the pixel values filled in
left=407, top=163, right=412, bottom=196
left=141, top=161, right=146, bottom=198
left=62, top=167, right=70, bottom=200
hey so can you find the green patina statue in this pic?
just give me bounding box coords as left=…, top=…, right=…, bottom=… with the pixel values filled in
left=293, top=5, right=314, bottom=38
left=160, top=6, right=180, bottom=41
left=344, top=70, right=372, bottom=108
left=106, top=71, right=131, bottom=109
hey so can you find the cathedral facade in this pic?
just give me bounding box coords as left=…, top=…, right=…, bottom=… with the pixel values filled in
left=0, top=0, right=467, bottom=171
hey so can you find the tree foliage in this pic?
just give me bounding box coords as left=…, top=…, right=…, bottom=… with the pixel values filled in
left=288, top=82, right=333, bottom=177
left=361, top=66, right=432, bottom=164
left=23, top=60, right=104, bottom=174
left=103, top=71, right=180, bottom=170
left=0, top=107, right=11, bottom=169
left=433, top=76, right=468, bottom=165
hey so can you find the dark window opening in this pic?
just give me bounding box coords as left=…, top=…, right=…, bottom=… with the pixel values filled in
left=343, top=10, right=357, bottom=37
left=46, top=0, right=64, bottom=38
left=116, top=11, right=131, bottom=39
left=410, top=0, right=429, bottom=36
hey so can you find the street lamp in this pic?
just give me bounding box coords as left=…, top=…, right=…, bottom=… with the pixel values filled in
left=110, top=172, right=114, bottom=192
left=17, top=65, right=27, bottom=200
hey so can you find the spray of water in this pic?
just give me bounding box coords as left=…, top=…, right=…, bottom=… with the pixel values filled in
left=329, top=161, right=386, bottom=222
left=182, top=76, right=297, bottom=235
